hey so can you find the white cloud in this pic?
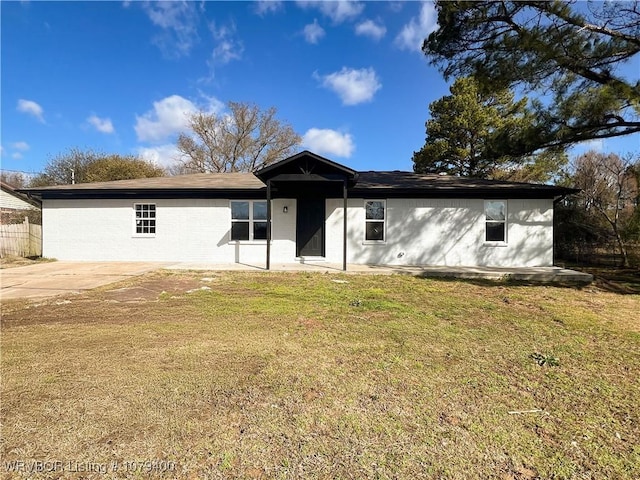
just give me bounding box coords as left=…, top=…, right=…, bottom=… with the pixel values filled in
left=577, top=139, right=605, bottom=152
left=11, top=141, right=30, bottom=151
left=4, top=141, right=30, bottom=160
left=297, top=1, right=364, bottom=24
left=355, top=19, right=386, bottom=40
left=17, top=99, right=44, bottom=122
left=395, top=2, right=437, bottom=52
left=316, top=67, right=382, bottom=105
left=137, top=144, right=182, bottom=168
left=302, top=128, right=354, bottom=158
left=254, top=0, right=283, bottom=16
left=213, top=39, right=242, bottom=64
left=199, top=93, right=226, bottom=114
left=134, top=94, right=223, bottom=143
left=203, top=21, right=243, bottom=80
left=87, top=115, right=115, bottom=134
left=211, top=40, right=242, bottom=65
left=200, top=22, right=243, bottom=82
left=303, top=19, right=325, bottom=44
left=569, top=138, right=606, bottom=155
left=142, top=1, right=199, bottom=58
left=211, top=22, right=243, bottom=64
left=135, top=95, right=199, bottom=143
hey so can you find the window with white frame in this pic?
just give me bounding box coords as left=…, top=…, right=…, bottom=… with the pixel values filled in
left=134, top=203, right=156, bottom=235
left=485, top=200, right=506, bottom=243
left=365, top=200, right=385, bottom=242
left=231, top=200, right=268, bottom=241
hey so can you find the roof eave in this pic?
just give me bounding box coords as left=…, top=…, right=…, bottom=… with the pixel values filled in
left=26, top=187, right=266, bottom=201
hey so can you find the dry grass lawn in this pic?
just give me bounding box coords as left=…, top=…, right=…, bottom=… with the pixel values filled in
left=0, top=255, right=55, bottom=270
left=1, top=271, right=639, bottom=479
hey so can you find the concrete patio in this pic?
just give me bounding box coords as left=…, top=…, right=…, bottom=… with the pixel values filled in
left=166, top=262, right=594, bottom=283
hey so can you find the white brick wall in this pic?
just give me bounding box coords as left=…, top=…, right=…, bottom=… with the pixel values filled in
left=325, top=198, right=554, bottom=267
left=43, top=198, right=295, bottom=265
left=43, top=197, right=554, bottom=267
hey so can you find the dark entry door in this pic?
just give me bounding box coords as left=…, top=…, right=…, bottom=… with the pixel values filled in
left=297, top=198, right=325, bottom=257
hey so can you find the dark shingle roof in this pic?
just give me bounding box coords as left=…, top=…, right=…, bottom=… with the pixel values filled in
left=21, top=170, right=577, bottom=199
left=348, top=171, right=577, bottom=199
left=355, top=171, right=572, bottom=192
left=23, top=173, right=264, bottom=191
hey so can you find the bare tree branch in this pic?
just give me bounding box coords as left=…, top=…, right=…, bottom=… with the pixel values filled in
left=176, top=102, right=301, bottom=173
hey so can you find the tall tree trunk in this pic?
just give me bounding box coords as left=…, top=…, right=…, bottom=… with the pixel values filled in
left=613, top=229, right=630, bottom=268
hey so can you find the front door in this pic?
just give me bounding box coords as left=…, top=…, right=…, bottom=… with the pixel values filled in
left=296, top=198, right=325, bottom=257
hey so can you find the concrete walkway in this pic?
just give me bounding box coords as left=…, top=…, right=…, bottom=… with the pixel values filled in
left=166, top=262, right=594, bottom=283
left=1, top=261, right=168, bottom=300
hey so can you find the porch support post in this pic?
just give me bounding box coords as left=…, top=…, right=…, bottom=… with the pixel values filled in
left=343, top=178, right=348, bottom=271
left=266, top=179, right=272, bottom=270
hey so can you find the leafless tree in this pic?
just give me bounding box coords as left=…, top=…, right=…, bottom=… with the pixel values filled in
left=0, top=171, right=27, bottom=188
left=176, top=101, right=302, bottom=173
left=573, top=151, right=639, bottom=267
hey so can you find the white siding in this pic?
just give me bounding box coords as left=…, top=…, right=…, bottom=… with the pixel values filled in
left=43, top=197, right=554, bottom=267
left=1, top=188, right=37, bottom=211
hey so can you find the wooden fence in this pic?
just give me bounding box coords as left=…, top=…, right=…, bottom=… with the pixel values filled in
left=0, top=218, right=42, bottom=258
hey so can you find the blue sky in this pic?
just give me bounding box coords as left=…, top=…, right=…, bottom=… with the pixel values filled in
left=1, top=1, right=638, bottom=177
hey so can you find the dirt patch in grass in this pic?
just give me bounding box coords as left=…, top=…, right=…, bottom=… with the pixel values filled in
left=0, top=272, right=217, bottom=327
left=103, top=275, right=208, bottom=302
left=1, top=271, right=639, bottom=479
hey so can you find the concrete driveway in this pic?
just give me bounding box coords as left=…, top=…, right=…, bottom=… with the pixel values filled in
left=1, top=262, right=167, bottom=300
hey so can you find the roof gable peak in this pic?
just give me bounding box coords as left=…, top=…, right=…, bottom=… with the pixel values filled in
left=254, top=150, right=357, bottom=184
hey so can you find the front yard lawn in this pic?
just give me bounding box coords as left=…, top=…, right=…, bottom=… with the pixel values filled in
left=1, top=271, right=638, bottom=479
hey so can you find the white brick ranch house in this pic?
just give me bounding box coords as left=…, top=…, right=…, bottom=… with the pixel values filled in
left=21, top=151, right=577, bottom=269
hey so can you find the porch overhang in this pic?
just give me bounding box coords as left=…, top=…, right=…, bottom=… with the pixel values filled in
left=255, top=151, right=356, bottom=272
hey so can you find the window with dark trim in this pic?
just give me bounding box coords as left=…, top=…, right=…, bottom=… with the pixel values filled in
left=231, top=200, right=268, bottom=241
left=134, top=203, right=156, bottom=235
left=485, top=200, right=506, bottom=243
left=365, top=200, right=385, bottom=242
